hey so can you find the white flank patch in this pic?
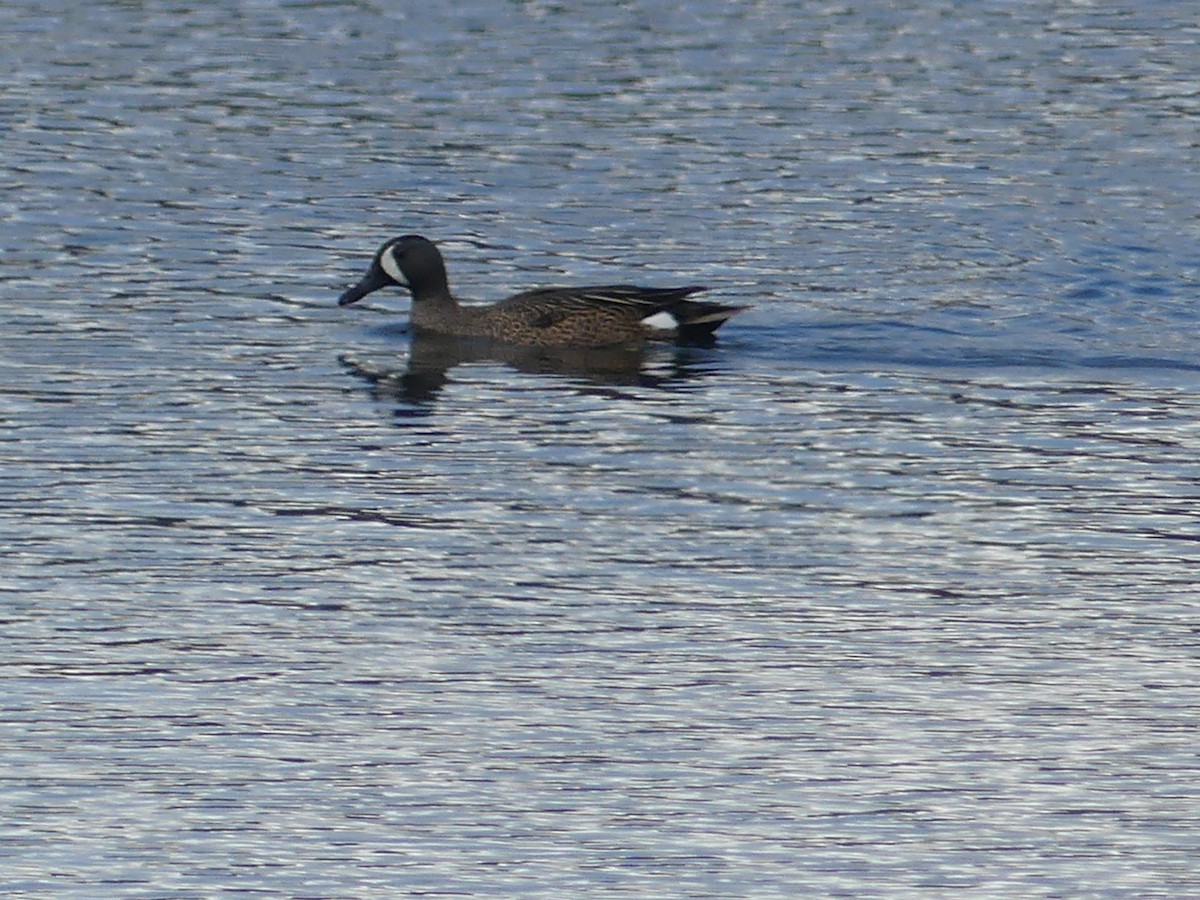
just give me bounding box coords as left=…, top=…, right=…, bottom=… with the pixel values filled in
left=641, top=311, right=679, bottom=331
left=379, top=247, right=405, bottom=283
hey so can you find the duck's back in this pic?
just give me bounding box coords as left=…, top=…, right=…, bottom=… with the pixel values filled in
left=473, top=285, right=714, bottom=347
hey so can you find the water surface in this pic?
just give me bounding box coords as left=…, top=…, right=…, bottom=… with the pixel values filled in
left=3, top=0, right=1200, bottom=896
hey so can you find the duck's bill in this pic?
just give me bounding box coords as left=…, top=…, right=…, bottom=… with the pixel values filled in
left=338, top=263, right=400, bottom=306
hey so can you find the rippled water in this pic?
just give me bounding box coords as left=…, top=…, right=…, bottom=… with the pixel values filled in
left=4, top=0, right=1200, bottom=896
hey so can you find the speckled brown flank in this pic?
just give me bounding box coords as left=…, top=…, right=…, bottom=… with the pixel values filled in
left=411, top=285, right=741, bottom=347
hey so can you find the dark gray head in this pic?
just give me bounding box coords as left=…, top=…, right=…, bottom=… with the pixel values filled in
left=337, top=234, right=450, bottom=306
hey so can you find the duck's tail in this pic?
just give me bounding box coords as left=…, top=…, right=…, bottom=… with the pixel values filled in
left=673, top=300, right=751, bottom=340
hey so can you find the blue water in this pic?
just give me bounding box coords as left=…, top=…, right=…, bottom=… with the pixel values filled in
left=3, top=1, right=1200, bottom=896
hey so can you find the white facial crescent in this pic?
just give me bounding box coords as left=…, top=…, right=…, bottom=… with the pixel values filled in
left=379, top=247, right=405, bottom=282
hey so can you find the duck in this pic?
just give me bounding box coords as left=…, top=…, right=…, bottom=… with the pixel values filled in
left=337, top=234, right=747, bottom=348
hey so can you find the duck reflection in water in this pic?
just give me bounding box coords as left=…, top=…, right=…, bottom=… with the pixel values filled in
left=339, top=329, right=723, bottom=406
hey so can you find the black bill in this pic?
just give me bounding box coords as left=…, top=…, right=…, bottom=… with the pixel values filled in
left=338, top=262, right=398, bottom=306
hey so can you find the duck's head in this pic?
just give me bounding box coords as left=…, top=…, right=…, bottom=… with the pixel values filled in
left=337, top=234, right=448, bottom=306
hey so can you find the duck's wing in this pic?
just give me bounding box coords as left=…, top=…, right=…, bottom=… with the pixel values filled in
left=498, top=284, right=709, bottom=321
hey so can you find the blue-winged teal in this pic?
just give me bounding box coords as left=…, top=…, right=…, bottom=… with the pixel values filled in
left=338, top=234, right=747, bottom=347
